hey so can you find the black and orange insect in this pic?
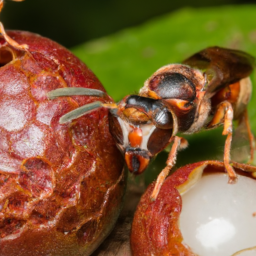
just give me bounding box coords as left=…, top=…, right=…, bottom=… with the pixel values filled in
left=48, top=47, right=255, bottom=200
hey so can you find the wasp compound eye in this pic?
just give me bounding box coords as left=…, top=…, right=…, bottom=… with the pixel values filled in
left=149, top=72, right=196, bottom=101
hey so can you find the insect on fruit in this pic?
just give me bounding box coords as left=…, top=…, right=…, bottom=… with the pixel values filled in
left=48, top=46, right=255, bottom=200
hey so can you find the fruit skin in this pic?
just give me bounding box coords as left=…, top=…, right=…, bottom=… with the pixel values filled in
left=0, top=31, right=125, bottom=256
left=130, top=162, right=198, bottom=256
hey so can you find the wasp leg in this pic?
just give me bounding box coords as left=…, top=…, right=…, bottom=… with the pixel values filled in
left=241, top=109, right=255, bottom=163
left=207, top=101, right=237, bottom=183
left=0, top=0, right=27, bottom=51
left=239, top=109, right=256, bottom=178
left=150, top=136, right=188, bottom=201
left=0, top=22, right=28, bottom=51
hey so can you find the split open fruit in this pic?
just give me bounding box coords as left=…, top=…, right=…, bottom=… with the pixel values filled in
left=131, top=161, right=256, bottom=256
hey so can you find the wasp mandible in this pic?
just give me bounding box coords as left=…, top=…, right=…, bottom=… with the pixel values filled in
left=48, top=47, right=255, bottom=200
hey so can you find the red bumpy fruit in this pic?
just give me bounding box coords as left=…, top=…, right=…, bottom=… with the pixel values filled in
left=0, top=31, right=125, bottom=256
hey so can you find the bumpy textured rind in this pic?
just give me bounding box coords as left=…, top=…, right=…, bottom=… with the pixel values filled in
left=0, top=31, right=125, bottom=256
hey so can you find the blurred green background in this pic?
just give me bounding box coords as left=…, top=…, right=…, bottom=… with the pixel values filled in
left=2, top=0, right=256, bottom=182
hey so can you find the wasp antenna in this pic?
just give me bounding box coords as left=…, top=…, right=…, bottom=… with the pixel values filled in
left=47, top=87, right=106, bottom=99
left=59, top=101, right=103, bottom=124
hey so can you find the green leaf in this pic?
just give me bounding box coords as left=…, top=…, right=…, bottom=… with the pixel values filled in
left=72, top=5, right=256, bottom=183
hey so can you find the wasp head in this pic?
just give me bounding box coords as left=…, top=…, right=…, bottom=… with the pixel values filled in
left=109, top=95, right=175, bottom=174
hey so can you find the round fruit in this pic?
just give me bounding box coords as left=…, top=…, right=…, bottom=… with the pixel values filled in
left=0, top=31, right=125, bottom=256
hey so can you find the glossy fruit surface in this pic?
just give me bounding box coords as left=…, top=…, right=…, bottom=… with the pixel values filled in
left=0, top=31, right=125, bottom=256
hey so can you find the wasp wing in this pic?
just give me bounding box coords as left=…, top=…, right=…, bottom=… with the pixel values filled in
left=183, top=46, right=255, bottom=94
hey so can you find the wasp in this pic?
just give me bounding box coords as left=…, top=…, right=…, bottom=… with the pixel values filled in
left=48, top=47, right=255, bottom=200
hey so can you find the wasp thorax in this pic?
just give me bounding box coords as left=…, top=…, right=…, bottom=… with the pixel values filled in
left=149, top=72, right=196, bottom=101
